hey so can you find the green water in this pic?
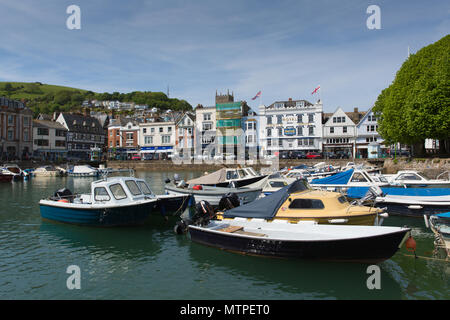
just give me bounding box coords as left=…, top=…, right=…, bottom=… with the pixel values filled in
left=0, top=171, right=448, bottom=300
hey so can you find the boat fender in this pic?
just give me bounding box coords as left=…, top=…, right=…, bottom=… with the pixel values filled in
left=192, top=185, right=203, bottom=190
left=58, top=199, right=70, bottom=203
left=405, top=235, right=417, bottom=258
left=423, top=215, right=429, bottom=229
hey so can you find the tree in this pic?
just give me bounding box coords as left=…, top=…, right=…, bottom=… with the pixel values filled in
left=373, top=35, right=450, bottom=155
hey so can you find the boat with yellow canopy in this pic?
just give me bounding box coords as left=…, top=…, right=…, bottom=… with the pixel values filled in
left=216, top=179, right=386, bottom=226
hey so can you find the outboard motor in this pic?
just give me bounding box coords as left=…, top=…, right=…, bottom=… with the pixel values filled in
left=174, top=200, right=215, bottom=234
left=218, top=193, right=240, bottom=211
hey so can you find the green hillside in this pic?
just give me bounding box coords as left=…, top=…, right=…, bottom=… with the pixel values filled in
left=0, top=81, right=192, bottom=116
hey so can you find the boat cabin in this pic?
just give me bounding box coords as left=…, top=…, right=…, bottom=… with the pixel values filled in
left=73, top=177, right=155, bottom=205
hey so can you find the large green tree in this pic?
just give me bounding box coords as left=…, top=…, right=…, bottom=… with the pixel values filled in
left=373, top=34, right=450, bottom=155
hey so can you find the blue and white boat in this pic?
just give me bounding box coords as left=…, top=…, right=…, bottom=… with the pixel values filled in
left=39, top=176, right=192, bottom=227
left=309, top=169, right=390, bottom=192
left=67, top=165, right=100, bottom=177
left=424, top=212, right=450, bottom=258
left=383, top=170, right=450, bottom=188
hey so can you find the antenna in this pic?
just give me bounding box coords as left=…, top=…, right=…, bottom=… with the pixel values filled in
left=167, top=85, right=170, bottom=98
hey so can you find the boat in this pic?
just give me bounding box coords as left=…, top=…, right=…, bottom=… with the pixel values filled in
left=246, top=172, right=296, bottom=197
left=309, top=169, right=390, bottom=193
left=371, top=187, right=450, bottom=217
left=68, top=165, right=100, bottom=177
left=33, top=166, right=66, bottom=177
left=0, top=172, right=13, bottom=183
left=215, top=179, right=387, bottom=226
left=0, top=164, right=27, bottom=180
left=185, top=167, right=267, bottom=188
left=39, top=176, right=192, bottom=227
left=188, top=218, right=411, bottom=263
left=383, top=170, right=450, bottom=188
left=165, top=181, right=263, bottom=207
left=424, top=212, right=450, bottom=258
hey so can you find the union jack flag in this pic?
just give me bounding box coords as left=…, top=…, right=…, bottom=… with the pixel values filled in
left=252, top=91, right=261, bottom=100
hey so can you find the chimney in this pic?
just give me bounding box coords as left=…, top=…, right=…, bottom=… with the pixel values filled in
left=288, top=98, right=292, bottom=101
left=354, top=107, right=358, bottom=113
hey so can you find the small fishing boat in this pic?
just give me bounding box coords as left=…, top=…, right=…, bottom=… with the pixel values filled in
left=39, top=176, right=192, bottom=227
left=33, top=166, right=65, bottom=177
left=424, top=212, right=450, bottom=258
left=247, top=172, right=296, bottom=197
left=165, top=181, right=262, bottom=207
left=186, top=167, right=267, bottom=188
left=383, top=170, right=450, bottom=188
left=215, top=180, right=386, bottom=226
left=68, top=165, right=100, bottom=177
left=188, top=218, right=411, bottom=263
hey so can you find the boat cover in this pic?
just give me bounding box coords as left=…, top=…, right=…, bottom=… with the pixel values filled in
left=222, top=179, right=309, bottom=219
left=187, top=168, right=228, bottom=185
left=347, top=187, right=450, bottom=199
left=436, top=212, right=450, bottom=219
left=310, top=169, right=354, bottom=185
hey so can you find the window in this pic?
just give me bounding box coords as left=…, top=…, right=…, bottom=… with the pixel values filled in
left=350, top=173, right=368, bottom=183
left=144, top=136, right=153, bottom=144
left=308, top=114, right=314, bottom=123
left=343, top=126, right=347, bottom=133
left=289, top=199, right=325, bottom=209
left=159, top=127, right=163, bottom=133
left=278, top=128, right=283, bottom=136
left=168, top=127, right=172, bottom=132
left=396, top=174, right=422, bottom=181
left=137, top=181, right=153, bottom=195
left=110, top=184, right=127, bottom=200
left=8, top=115, right=13, bottom=125
left=203, top=123, right=212, bottom=131
left=126, top=133, right=133, bottom=140
left=267, top=128, right=272, bottom=137
left=330, top=127, right=334, bottom=134
left=267, top=116, right=272, bottom=125
left=37, top=128, right=49, bottom=136
left=270, top=181, right=287, bottom=188
left=297, top=126, right=303, bottom=136
left=297, top=114, right=303, bottom=123
left=277, top=115, right=283, bottom=124
left=203, top=113, right=211, bottom=121
left=338, top=196, right=348, bottom=204
left=162, top=135, right=171, bottom=144
left=309, top=126, right=314, bottom=135
left=125, top=180, right=143, bottom=196
left=151, top=128, right=155, bottom=133
left=143, top=128, right=147, bottom=134
left=298, top=139, right=303, bottom=146
left=23, top=129, right=29, bottom=141
left=267, top=139, right=272, bottom=147
left=23, top=117, right=30, bottom=126
left=94, top=187, right=110, bottom=201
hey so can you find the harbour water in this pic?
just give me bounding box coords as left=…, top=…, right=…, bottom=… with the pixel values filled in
left=0, top=170, right=448, bottom=300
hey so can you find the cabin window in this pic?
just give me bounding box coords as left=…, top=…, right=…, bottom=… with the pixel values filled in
left=337, top=196, right=347, bottom=204
left=238, top=169, right=247, bottom=178
left=269, top=181, right=287, bottom=188
left=94, top=187, right=110, bottom=202
left=350, top=173, right=368, bottom=183
left=110, top=184, right=127, bottom=200
left=226, top=171, right=239, bottom=180
left=396, top=173, right=421, bottom=181
left=288, top=199, right=325, bottom=209
left=125, top=180, right=143, bottom=196
left=137, top=181, right=152, bottom=195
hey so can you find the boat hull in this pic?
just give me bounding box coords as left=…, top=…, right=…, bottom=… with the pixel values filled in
left=189, top=225, right=409, bottom=263
left=374, top=202, right=450, bottom=217
left=39, top=201, right=157, bottom=227
left=155, top=195, right=193, bottom=217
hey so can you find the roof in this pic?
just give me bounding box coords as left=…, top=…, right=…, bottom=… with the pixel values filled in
left=267, top=99, right=313, bottom=109
left=33, top=120, right=67, bottom=130
left=59, top=113, right=104, bottom=134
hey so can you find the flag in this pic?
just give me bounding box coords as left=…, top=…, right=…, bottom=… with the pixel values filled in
left=252, top=91, right=261, bottom=100
left=311, top=85, right=320, bottom=95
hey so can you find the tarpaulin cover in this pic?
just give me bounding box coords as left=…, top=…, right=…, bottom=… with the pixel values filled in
left=346, top=186, right=450, bottom=199
left=187, top=168, right=228, bottom=185
left=436, top=212, right=450, bottom=219
left=223, top=179, right=309, bottom=219
left=310, top=169, right=354, bottom=185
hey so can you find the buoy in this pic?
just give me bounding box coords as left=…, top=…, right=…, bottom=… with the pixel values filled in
left=192, top=185, right=203, bottom=190
left=405, top=235, right=417, bottom=258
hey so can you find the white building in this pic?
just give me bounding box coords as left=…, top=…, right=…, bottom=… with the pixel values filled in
left=242, top=108, right=259, bottom=153
left=194, top=105, right=216, bottom=153
left=175, top=113, right=195, bottom=152
left=258, top=98, right=323, bottom=156
left=32, top=120, right=68, bottom=161
left=355, top=107, right=386, bottom=158
left=323, top=107, right=358, bottom=157
left=138, top=121, right=176, bottom=157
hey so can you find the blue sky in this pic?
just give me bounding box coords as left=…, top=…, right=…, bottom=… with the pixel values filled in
left=0, top=0, right=448, bottom=112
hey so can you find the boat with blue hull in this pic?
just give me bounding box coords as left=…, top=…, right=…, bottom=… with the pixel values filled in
left=347, top=187, right=450, bottom=217
left=39, top=177, right=192, bottom=227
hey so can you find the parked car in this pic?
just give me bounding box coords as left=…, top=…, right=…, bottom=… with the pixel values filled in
left=143, top=154, right=153, bottom=160
left=390, top=150, right=410, bottom=158
left=279, top=151, right=290, bottom=160
left=131, top=154, right=141, bottom=161
left=291, top=151, right=306, bottom=159
left=306, top=152, right=322, bottom=159
left=335, top=151, right=350, bottom=159
left=323, top=152, right=337, bottom=159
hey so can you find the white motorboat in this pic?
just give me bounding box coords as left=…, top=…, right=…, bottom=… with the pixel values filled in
left=1, top=164, right=27, bottom=180
left=68, top=165, right=100, bottom=177
left=39, top=176, right=192, bottom=226
left=33, top=166, right=65, bottom=177
left=383, top=170, right=450, bottom=188
left=186, top=167, right=267, bottom=188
